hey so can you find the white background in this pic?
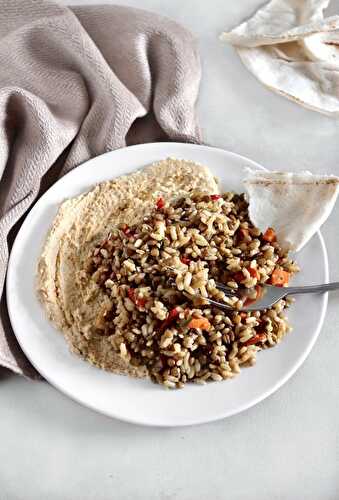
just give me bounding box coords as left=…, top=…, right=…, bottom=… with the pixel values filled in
left=1, top=1, right=339, bottom=499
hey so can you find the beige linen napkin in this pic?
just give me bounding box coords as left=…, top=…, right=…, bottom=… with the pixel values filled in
left=0, top=0, right=202, bottom=378
left=221, top=0, right=339, bottom=115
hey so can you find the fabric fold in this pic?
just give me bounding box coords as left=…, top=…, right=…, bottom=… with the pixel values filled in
left=0, top=0, right=202, bottom=377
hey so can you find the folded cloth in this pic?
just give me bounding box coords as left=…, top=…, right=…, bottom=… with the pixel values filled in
left=220, top=0, right=339, bottom=115
left=0, top=0, right=202, bottom=378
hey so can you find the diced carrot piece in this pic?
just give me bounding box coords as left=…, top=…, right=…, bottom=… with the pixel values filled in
left=244, top=333, right=267, bottom=346
left=247, top=267, right=260, bottom=280
left=270, top=269, right=290, bottom=287
left=234, top=267, right=259, bottom=282
left=235, top=267, right=260, bottom=284
left=263, top=227, right=276, bottom=242
left=188, top=317, right=211, bottom=331
left=240, top=312, right=247, bottom=319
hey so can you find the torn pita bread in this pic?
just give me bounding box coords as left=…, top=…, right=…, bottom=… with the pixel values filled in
left=244, top=169, right=339, bottom=252
left=220, top=0, right=339, bottom=114
left=303, top=30, right=339, bottom=61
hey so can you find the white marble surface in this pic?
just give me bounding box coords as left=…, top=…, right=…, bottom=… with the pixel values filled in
left=1, top=1, right=339, bottom=499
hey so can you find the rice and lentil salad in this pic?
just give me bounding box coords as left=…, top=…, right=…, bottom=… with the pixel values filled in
left=86, top=190, right=299, bottom=389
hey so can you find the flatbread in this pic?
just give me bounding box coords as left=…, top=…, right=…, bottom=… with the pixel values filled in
left=220, top=0, right=339, bottom=115
left=244, top=169, right=339, bottom=251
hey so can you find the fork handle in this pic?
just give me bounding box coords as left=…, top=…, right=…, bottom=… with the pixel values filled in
left=286, top=282, right=339, bottom=295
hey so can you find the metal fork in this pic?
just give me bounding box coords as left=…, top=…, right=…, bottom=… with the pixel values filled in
left=211, top=281, right=339, bottom=312
left=165, top=266, right=339, bottom=311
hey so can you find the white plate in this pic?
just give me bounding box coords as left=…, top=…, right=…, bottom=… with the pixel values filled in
left=7, top=143, right=328, bottom=427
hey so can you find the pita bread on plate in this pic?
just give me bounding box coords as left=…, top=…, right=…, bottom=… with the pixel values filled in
left=244, top=169, right=339, bottom=252
left=220, top=0, right=339, bottom=114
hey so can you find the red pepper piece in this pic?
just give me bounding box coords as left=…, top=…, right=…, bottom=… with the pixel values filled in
left=247, top=267, right=260, bottom=280
left=156, top=197, right=165, bottom=209
left=233, top=271, right=244, bottom=282
left=136, top=298, right=146, bottom=307
left=159, top=307, right=179, bottom=332
left=122, top=224, right=135, bottom=238
left=210, top=194, right=221, bottom=201
left=244, top=333, right=266, bottom=346
left=167, top=308, right=179, bottom=322
left=128, top=288, right=147, bottom=308
left=238, top=228, right=249, bottom=239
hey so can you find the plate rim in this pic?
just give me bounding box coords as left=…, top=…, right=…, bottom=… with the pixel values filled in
left=6, top=142, right=329, bottom=426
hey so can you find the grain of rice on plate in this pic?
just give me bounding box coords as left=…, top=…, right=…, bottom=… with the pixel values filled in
left=86, top=188, right=299, bottom=389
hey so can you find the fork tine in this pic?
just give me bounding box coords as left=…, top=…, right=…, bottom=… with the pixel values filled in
left=214, top=281, right=236, bottom=295
left=165, top=265, right=290, bottom=311
left=201, top=296, right=234, bottom=311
